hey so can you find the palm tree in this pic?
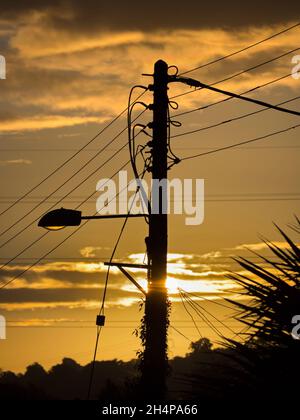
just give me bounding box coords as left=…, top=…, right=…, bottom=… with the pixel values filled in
left=225, top=217, right=300, bottom=400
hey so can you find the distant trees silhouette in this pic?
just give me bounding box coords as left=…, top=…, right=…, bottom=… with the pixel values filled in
left=0, top=341, right=243, bottom=401
left=0, top=358, right=137, bottom=400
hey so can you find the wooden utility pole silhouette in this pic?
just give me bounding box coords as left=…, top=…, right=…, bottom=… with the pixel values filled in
left=142, top=60, right=169, bottom=399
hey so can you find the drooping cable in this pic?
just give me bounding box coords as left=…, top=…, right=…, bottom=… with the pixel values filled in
left=178, top=288, right=203, bottom=338
left=180, top=290, right=224, bottom=338
left=127, top=86, right=152, bottom=219
left=0, top=98, right=148, bottom=245
left=86, top=168, right=147, bottom=399
left=180, top=289, right=237, bottom=335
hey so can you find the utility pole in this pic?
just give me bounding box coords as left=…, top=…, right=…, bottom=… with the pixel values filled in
left=142, top=60, right=169, bottom=400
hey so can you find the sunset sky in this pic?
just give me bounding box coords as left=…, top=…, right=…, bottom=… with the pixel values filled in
left=0, top=1, right=299, bottom=372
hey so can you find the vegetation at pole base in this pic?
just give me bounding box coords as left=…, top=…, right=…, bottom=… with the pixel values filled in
left=135, top=296, right=171, bottom=399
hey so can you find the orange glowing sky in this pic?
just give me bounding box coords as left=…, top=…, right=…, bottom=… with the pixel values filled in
left=0, top=1, right=299, bottom=372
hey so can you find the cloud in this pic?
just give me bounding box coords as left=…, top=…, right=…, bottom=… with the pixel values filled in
left=1, top=1, right=299, bottom=30
left=8, top=318, right=76, bottom=326
left=0, top=16, right=298, bottom=134
left=0, top=159, right=32, bottom=165
left=0, top=251, right=244, bottom=310
left=0, top=300, right=100, bottom=312
left=0, top=244, right=290, bottom=312
left=234, top=241, right=291, bottom=251
left=0, top=115, right=104, bottom=133
left=0, top=297, right=141, bottom=311
left=11, top=27, right=145, bottom=58
left=199, top=251, right=223, bottom=260
left=0, top=261, right=120, bottom=291
left=80, top=246, right=109, bottom=258
left=0, top=285, right=140, bottom=306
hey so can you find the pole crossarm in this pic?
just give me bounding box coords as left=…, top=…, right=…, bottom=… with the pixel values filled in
left=172, top=76, right=300, bottom=116
left=104, top=262, right=150, bottom=269
left=104, top=262, right=147, bottom=295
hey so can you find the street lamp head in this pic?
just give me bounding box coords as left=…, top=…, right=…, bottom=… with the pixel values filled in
left=38, top=208, right=82, bottom=231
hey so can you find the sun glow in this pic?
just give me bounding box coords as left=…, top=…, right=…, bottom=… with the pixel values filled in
left=125, top=252, right=238, bottom=299
left=166, top=277, right=179, bottom=294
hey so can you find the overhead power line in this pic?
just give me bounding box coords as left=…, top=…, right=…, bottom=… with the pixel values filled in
left=5, top=320, right=245, bottom=324
left=0, top=142, right=128, bottom=248
left=181, top=123, right=300, bottom=161
left=1, top=197, right=299, bottom=205
left=182, top=289, right=233, bottom=311
left=179, top=288, right=203, bottom=338
left=0, top=115, right=147, bottom=251
left=179, top=22, right=300, bottom=76
left=1, top=86, right=299, bottom=277
left=0, top=255, right=290, bottom=262
left=1, top=191, right=299, bottom=200
left=0, top=89, right=147, bottom=219
left=171, top=96, right=300, bottom=140
left=0, top=164, right=145, bottom=289
left=169, top=325, right=192, bottom=342
left=181, top=289, right=238, bottom=337
left=178, top=76, right=300, bottom=116
left=0, top=159, right=131, bottom=280
left=4, top=325, right=242, bottom=331
left=0, top=109, right=146, bottom=244
left=1, top=144, right=300, bottom=152
left=173, top=71, right=297, bottom=118
left=179, top=290, right=223, bottom=338
left=171, top=46, right=300, bottom=100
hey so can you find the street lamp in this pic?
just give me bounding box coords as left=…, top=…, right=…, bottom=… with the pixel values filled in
left=38, top=207, right=147, bottom=231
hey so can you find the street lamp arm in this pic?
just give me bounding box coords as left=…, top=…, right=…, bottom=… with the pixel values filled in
left=171, top=76, right=300, bottom=117
left=38, top=207, right=148, bottom=231
left=81, top=214, right=148, bottom=220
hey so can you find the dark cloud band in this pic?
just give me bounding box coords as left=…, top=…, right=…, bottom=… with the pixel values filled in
left=1, top=0, right=299, bottom=30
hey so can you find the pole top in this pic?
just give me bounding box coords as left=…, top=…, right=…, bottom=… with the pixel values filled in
left=154, top=59, right=168, bottom=71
